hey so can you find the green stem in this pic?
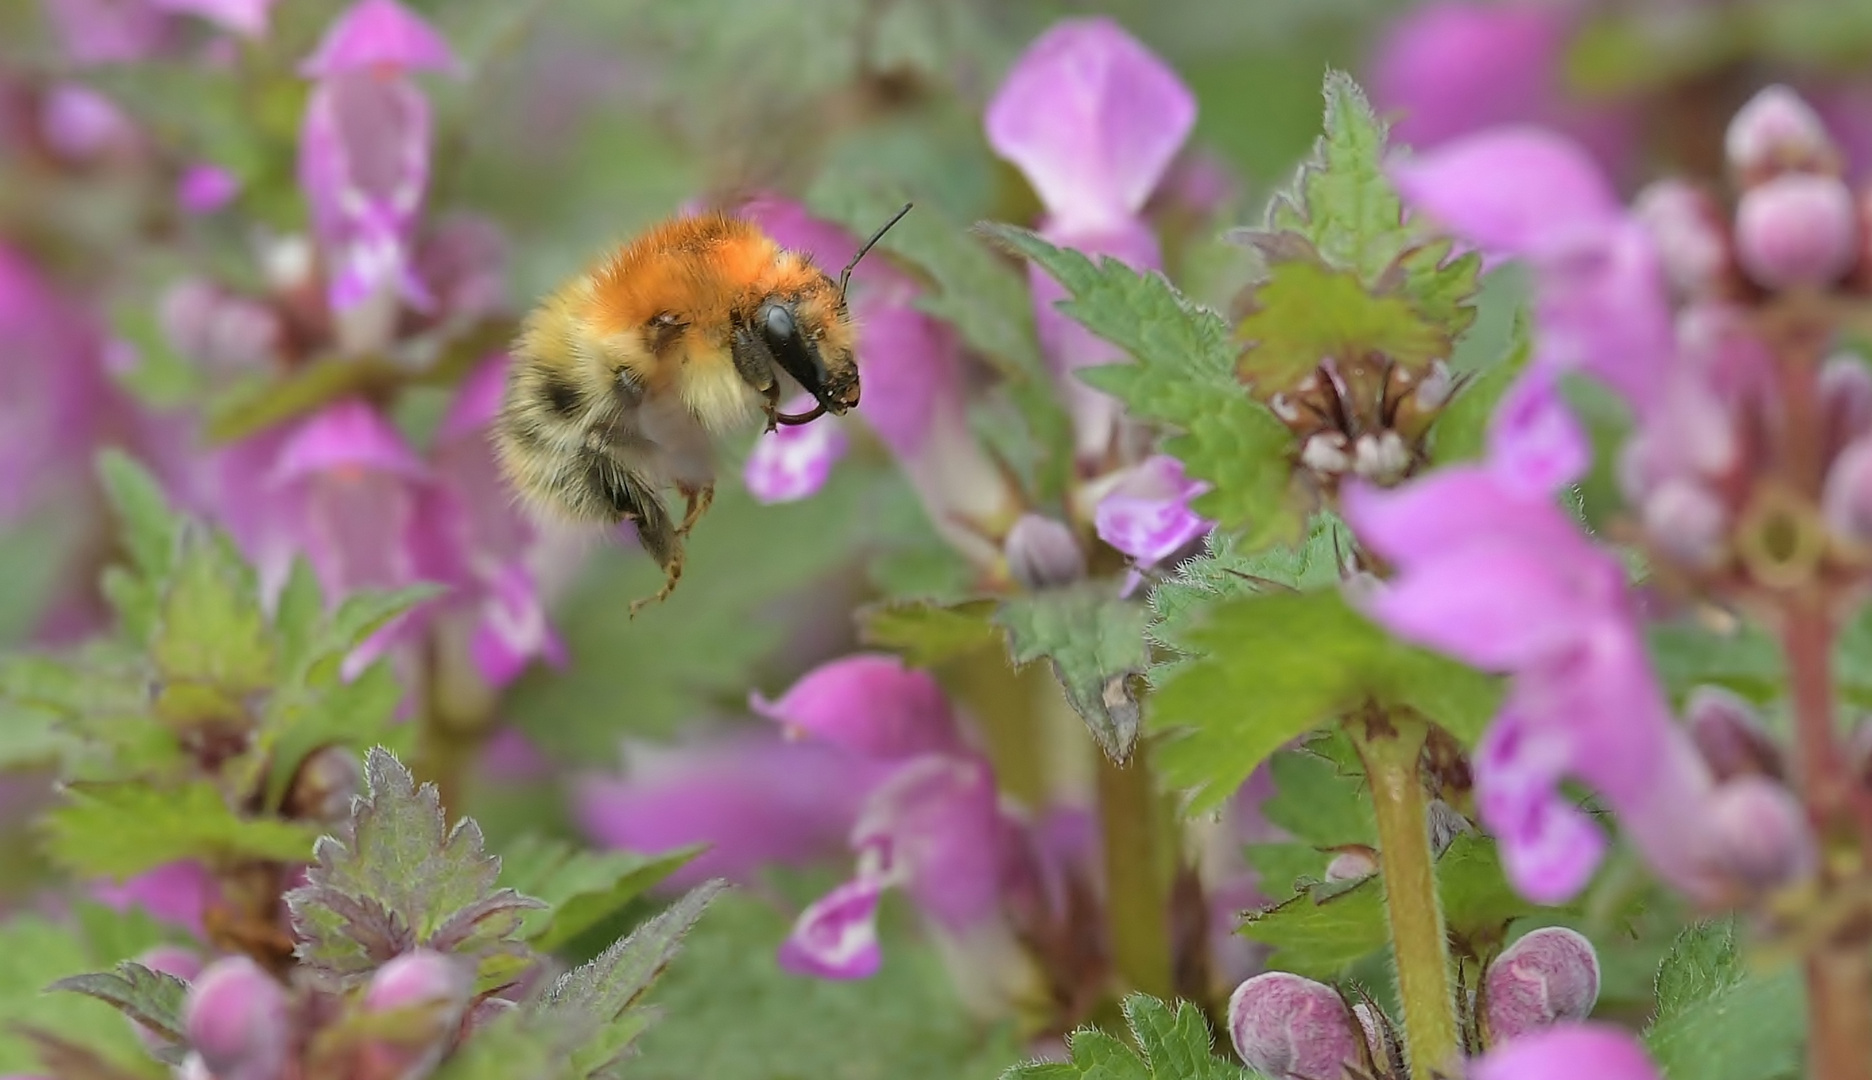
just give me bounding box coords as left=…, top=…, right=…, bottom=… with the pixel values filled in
left=414, top=631, right=498, bottom=821
left=1097, top=746, right=1174, bottom=1001
left=1350, top=710, right=1459, bottom=1080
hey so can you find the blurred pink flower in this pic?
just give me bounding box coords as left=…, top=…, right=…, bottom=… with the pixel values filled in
left=176, top=163, right=240, bottom=214
left=0, top=244, right=113, bottom=524
left=1368, top=1, right=1635, bottom=178
left=751, top=653, right=965, bottom=760
left=422, top=355, right=566, bottom=689
left=1093, top=454, right=1212, bottom=569
left=744, top=395, right=850, bottom=505
left=987, top=17, right=1194, bottom=463
left=1390, top=126, right=1674, bottom=412
left=1469, top=1023, right=1662, bottom=1080
left=38, top=82, right=137, bottom=160
left=43, top=0, right=171, bottom=65
left=297, top=0, right=457, bottom=334
left=91, top=860, right=220, bottom=938
left=148, top=0, right=273, bottom=37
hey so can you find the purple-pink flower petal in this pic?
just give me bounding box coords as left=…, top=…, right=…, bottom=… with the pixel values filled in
left=271, top=398, right=428, bottom=484
left=1390, top=127, right=1621, bottom=257
left=301, top=0, right=457, bottom=77
left=750, top=654, right=965, bottom=761
left=985, top=17, right=1196, bottom=232
left=1094, top=455, right=1212, bottom=567
left=1469, top=1023, right=1663, bottom=1080
left=176, top=163, right=241, bottom=214
left=745, top=403, right=849, bottom=505
left=852, top=754, right=1009, bottom=929
left=779, top=875, right=886, bottom=980
left=149, top=0, right=274, bottom=37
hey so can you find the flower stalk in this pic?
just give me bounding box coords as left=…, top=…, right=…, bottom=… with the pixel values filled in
left=1350, top=707, right=1460, bottom=1080
left=1096, top=744, right=1174, bottom=1001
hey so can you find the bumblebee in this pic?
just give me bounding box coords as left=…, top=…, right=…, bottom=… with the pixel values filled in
left=492, top=203, right=911, bottom=614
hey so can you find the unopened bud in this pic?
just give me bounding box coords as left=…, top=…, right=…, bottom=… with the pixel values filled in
left=1822, top=356, right=1872, bottom=463
left=1686, top=686, right=1782, bottom=780
left=1003, top=514, right=1086, bottom=590
left=358, top=951, right=474, bottom=1080
left=1822, top=434, right=1872, bottom=545
left=1734, top=174, right=1858, bottom=290
left=1633, top=180, right=1732, bottom=297
left=284, top=745, right=363, bottom=824
left=1725, top=85, right=1839, bottom=181
left=1351, top=1002, right=1396, bottom=1072
left=1324, top=847, right=1377, bottom=882
left=1641, top=479, right=1730, bottom=568
left=185, top=957, right=290, bottom=1080
left=1227, top=972, right=1365, bottom=1080
left=1483, top=927, right=1601, bottom=1044
left=1708, top=776, right=1816, bottom=894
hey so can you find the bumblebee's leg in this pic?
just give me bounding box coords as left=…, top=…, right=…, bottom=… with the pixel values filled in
left=629, top=550, right=684, bottom=619
left=578, top=451, right=685, bottom=616
left=731, top=325, right=784, bottom=431
left=675, top=483, right=715, bottom=538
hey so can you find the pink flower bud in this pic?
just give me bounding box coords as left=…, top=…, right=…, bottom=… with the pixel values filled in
left=1685, top=686, right=1782, bottom=780
left=1707, top=776, right=1816, bottom=894
left=185, top=956, right=290, bottom=1080
left=1822, top=355, right=1872, bottom=463
left=1484, top=927, right=1601, bottom=1044
left=1227, top=972, right=1365, bottom=1080
left=1632, top=180, right=1732, bottom=297
left=1640, top=478, right=1729, bottom=569
left=1734, top=174, right=1857, bottom=290
left=1003, top=514, right=1086, bottom=590
left=358, top=951, right=474, bottom=1080
left=1823, top=433, right=1872, bottom=546
left=1725, top=85, right=1839, bottom=181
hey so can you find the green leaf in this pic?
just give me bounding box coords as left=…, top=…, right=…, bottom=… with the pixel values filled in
left=260, top=659, right=407, bottom=810
left=0, top=916, right=166, bottom=1077
left=1233, top=257, right=1451, bottom=388
left=1644, top=920, right=1805, bottom=1080
left=1244, top=734, right=1376, bottom=892
left=47, top=961, right=189, bottom=1049
left=1003, top=994, right=1259, bottom=1080
left=994, top=585, right=1153, bottom=761
left=981, top=223, right=1300, bottom=543
left=1149, top=588, right=1501, bottom=813
left=285, top=747, right=544, bottom=979
left=497, top=836, right=700, bottom=953
left=539, top=880, right=723, bottom=1080
left=857, top=598, right=1003, bottom=668
left=1430, top=312, right=1534, bottom=466
left=42, top=780, right=319, bottom=879
left=1148, top=519, right=1349, bottom=666
left=625, top=888, right=1023, bottom=1080
left=1259, top=70, right=1480, bottom=335
left=151, top=526, right=276, bottom=703
left=1239, top=833, right=1541, bottom=977
left=95, top=450, right=179, bottom=586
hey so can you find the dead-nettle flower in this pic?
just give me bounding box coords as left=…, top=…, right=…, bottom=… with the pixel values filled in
left=183, top=956, right=292, bottom=1080
left=297, top=0, right=459, bottom=353
left=43, top=0, right=277, bottom=67
left=1083, top=453, right=1213, bottom=593
left=985, top=16, right=1195, bottom=467
left=1003, top=513, right=1088, bottom=590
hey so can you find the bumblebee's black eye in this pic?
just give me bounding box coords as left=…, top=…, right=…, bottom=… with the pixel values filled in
left=762, top=303, right=797, bottom=348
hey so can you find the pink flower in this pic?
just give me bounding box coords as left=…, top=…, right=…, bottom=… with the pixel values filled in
left=90, top=860, right=220, bottom=938
left=1093, top=454, right=1212, bottom=569
left=750, top=653, right=965, bottom=761
left=176, top=163, right=240, bottom=214
left=148, top=0, right=274, bottom=37
left=297, top=0, right=457, bottom=334
left=1368, top=1, right=1635, bottom=177
left=1390, top=126, right=1675, bottom=412
left=744, top=395, right=850, bottom=504
left=987, top=17, right=1194, bottom=463
left=1469, top=1023, right=1662, bottom=1080
left=1345, top=375, right=1721, bottom=903
left=0, top=244, right=115, bottom=523
left=43, top=0, right=171, bottom=65
left=38, top=82, right=137, bottom=160
left=422, top=355, right=566, bottom=689
left=577, top=734, right=878, bottom=891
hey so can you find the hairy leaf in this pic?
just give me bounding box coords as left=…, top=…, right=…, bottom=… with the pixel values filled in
left=1233, top=256, right=1451, bottom=389
left=152, top=526, right=275, bottom=707
left=1004, top=994, right=1259, bottom=1080
left=540, top=880, right=724, bottom=1079
left=47, top=962, right=189, bottom=1049
left=286, top=748, right=543, bottom=978
left=994, top=585, right=1153, bottom=762
left=1243, top=733, right=1376, bottom=892
left=43, top=780, right=318, bottom=879
left=1257, top=71, right=1480, bottom=336
left=1149, top=588, right=1501, bottom=813
left=982, top=223, right=1301, bottom=543
left=498, top=836, right=700, bottom=953
left=1644, top=920, right=1805, bottom=1080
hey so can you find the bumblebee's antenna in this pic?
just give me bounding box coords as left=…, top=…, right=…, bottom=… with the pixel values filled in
left=837, top=202, right=913, bottom=301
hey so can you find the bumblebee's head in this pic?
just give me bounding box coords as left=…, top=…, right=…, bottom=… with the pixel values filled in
left=759, top=296, right=860, bottom=416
